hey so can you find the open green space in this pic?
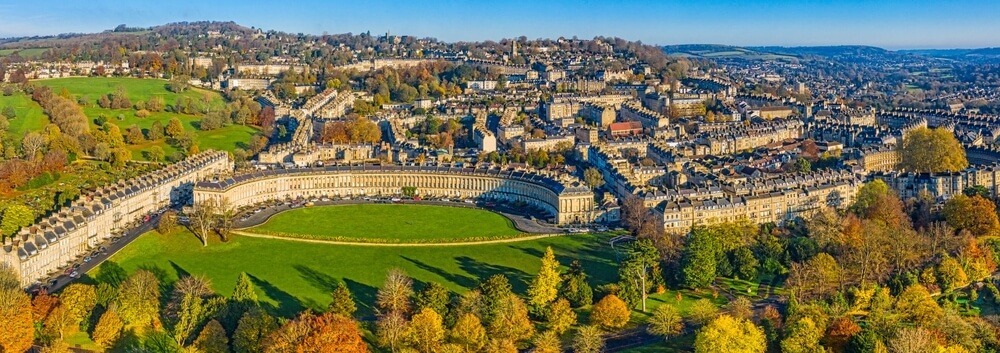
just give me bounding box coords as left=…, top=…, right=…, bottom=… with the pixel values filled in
left=248, top=204, right=525, bottom=243
left=0, top=47, right=49, bottom=59
left=87, top=229, right=619, bottom=317
left=30, top=77, right=258, bottom=159
left=0, top=92, right=49, bottom=136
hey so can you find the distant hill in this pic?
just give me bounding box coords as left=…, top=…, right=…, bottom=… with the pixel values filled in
left=901, top=47, right=1000, bottom=60
left=661, top=44, right=798, bottom=61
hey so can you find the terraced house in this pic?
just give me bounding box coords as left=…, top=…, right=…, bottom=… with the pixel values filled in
left=1, top=151, right=232, bottom=286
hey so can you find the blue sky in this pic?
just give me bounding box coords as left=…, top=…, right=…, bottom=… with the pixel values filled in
left=1, top=0, right=998, bottom=49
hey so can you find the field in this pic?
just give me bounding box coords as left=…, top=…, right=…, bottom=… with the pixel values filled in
left=32, top=77, right=258, bottom=160
left=248, top=204, right=524, bottom=242
left=0, top=92, right=49, bottom=136
left=88, top=230, right=620, bottom=317
left=0, top=47, right=49, bottom=59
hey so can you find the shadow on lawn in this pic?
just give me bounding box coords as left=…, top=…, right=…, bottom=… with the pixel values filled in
left=344, top=278, right=378, bottom=320
left=401, top=256, right=478, bottom=289
left=248, top=273, right=305, bottom=317
left=511, top=239, right=619, bottom=285
left=455, top=256, right=531, bottom=293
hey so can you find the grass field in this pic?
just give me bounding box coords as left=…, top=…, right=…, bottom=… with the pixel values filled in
left=0, top=92, right=49, bottom=136
left=0, top=47, right=49, bottom=59
left=31, top=77, right=258, bottom=159
left=249, top=204, right=524, bottom=242
left=88, top=229, right=621, bottom=317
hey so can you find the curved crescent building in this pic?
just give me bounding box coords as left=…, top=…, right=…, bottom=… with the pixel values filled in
left=194, top=165, right=597, bottom=224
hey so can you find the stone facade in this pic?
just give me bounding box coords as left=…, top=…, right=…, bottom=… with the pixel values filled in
left=1, top=151, right=232, bottom=286
left=194, top=165, right=596, bottom=224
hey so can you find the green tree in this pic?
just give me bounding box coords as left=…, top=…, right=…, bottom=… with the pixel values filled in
left=694, top=315, right=766, bottom=353
left=900, top=127, right=968, bottom=172
left=561, top=260, right=593, bottom=307
left=479, top=274, right=514, bottom=324
left=731, top=247, right=759, bottom=280
left=415, top=282, right=450, bottom=319
left=329, top=283, right=357, bottom=317
left=647, top=304, right=684, bottom=340
left=583, top=167, right=605, bottom=190
left=147, top=146, right=165, bottom=162
left=220, top=272, right=258, bottom=334
left=0, top=204, right=33, bottom=238
left=687, top=299, right=720, bottom=326
left=233, top=306, right=277, bottom=353
left=618, top=239, right=662, bottom=311
left=527, top=247, right=562, bottom=312
left=791, top=157, right=811, bottom=173
left=850, top=180, right=892, bottom=216
left=936, top=255, right=969, bottom=292
left=59, top=283, right=97, bottom=329
left=682, top=229, right=719, bottom=288
left=149, top=120, right=165, bottom=140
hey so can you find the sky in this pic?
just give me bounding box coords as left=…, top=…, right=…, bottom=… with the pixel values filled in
left=0, top=0, right=998, bottom=49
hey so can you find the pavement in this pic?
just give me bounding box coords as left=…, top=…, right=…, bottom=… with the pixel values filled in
left=31, top=211, right=164, bottom=294
left=234, top=198, right=564, bottom=234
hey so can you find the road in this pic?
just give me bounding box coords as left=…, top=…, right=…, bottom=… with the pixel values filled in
left=33, top=212, right=163, bottom=294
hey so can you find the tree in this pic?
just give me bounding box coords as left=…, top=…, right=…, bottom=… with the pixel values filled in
left=936, top=255, right=969, bottom=291
left=147, top=146, right=165, bottom=162
left=407, top=308, right=445, bottom=353
left=1, top=204, right=33, bottom=238
left=887, top=327, right=934, bottom=353
left=621, top=195, right=650, bottom=235
left=480, top=274, right=514, bottom=323
left=192, top=320, right=229, bottom=353
left=22, top=131, right=47, bottom=158
left=583, top=167, right=604, bottom=190
left=590, top=294, right=630, bottom=330
left=59, top=283, right=97, bottom=331
left=545, top=298, right=577, bottom=335
left=528, top=247, right=562, bottom=312
left=190, top=198, right=219, bottom=246
left=376, top=311, right=408, bottom=353
left=682, top=228, right=719, bottom=288
left=2, top=105, right=14, bottom=119
left=166, top=117, right=185, bottom=138
left=694, top=315, right=766, bottom=353
left=731, top=247, right=759, bottom=280
left=573, top=325, right=605, bottom=353
left=845, top=328, right=883, bottom=353
left=943, top=194, right=1000, bottom=237
left=824, top=317, right=861, bottom=352
left=221, top=272, right=258, bottom=334
left=900, top=127, right=967, bottom=173
left=168, top=276, right=218, bottom=346
left=726, top=297, right=753, bottom=321
left=786, top=253, right=843, bottom=301
left=149, top=120, right=165, bottom=140
left=619, top=239, right=661, bottom=311
left=561, top=260, right=593, bottom=307
left=329, top=283, right=357, bottom=317
left=894, top=285, right=942, bottom=328
left=487, top=294, right=535, bottom=343
left=532, top=331, right=561, bottom=353
left=233, top=306, right=278, bottom=353
left=299, top=313, right=369, bottom=353
left=377, top=268, right=414, bottom=316
left=449, top=313, right=486, bottom=352
left=781, top=318, right=824, bottom=353
left=0, top=265, right=33, bottom=353
left=115, top=269, right=161, bottom=330
left=687, top=299, right=720, bottom=326
left=648, top=304, right=684, bottom=340
left=92, top=308, right=124, bottom=348
left=415, top=282, right=450, bottom=319
left=851, top=180, right=892, bottom=216
left=791, top=157, right=812, bottom=173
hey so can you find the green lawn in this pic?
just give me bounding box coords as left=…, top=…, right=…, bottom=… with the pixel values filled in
left=249, top=204, right=525, bottom=242
left=0, top=92, right=49, bottom=136
left=0, top=47, right=49, bottom=59
left=88, top=229, right=619, bottom=318
left=30, top=77, right=258, bottom=159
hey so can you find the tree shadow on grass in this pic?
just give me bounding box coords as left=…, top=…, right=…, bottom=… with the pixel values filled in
left=293, top=264, right=340, bottom=293
left=455, top=256, right=531, bottom=293
left=344, top=278, right=378, bottom=320
left=401, top=256, right=478, bottom=289
left=168, top=260, right=191, bottom=280
left=247, top=273, right=304, bottom=318
left=511, top=240, right=619, bottom=286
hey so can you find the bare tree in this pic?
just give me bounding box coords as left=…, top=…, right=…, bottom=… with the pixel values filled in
left=214, top=198, right=236, bottom=241
left=189, top=199, right=218, bottom=246
left=21, top=132, right=46, bottom=159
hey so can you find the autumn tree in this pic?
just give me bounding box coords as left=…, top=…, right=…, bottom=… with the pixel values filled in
left=115, top=269, right=161, bottom=331
left=449, top=313, right=486, bottom=352
left=590, top=294, right=631, bottom=330
left=376, top=311, right=408, bottom=353
left=943, top=194, right=1000, bottom=237
left=694, top=315, right=766, bottom=353
left=92, top=307, right=124, bottom=348
left=190, top=198, right=219, bottom=246
left=407, top=308, right=445, bottom=353
left=786, top=253, right=843, bottom=301
left=935, top=255, right=969, bottom=292
left=894, top=285, right=942, bottom=327
left=166, top=117, right=186, bottom=138
left=527, top=246, right=562, bottom=313
left=0, top=265, right=33, bottom=353
left=532, top=331, right=561, bottom=353
left=377, top=268, right=414, bottom=316
left=573, top=325, right=605, bottom=353
left=415, top=282, right=450, bottom=319
left=583, top=167, right=604, bottom=190
left=687, top=299, right=720, bottom=326
left=0, top=204, right=33, bottom=238
left=544, top=298, right=577, bottom=335
left=194, top=319, right=229, bottom=353
left=59, top=283, right=97, bottom=330
left=487, top=294, right=535, bottom=343
left=299, top=313, right=369, bottom=353
left=329, top=283, right=357, bottom=317
left=780, top=318, right=824, bottom=353
left=823, top=316, right=861, bottom=352
left=900, top=127, right=967, bottom=173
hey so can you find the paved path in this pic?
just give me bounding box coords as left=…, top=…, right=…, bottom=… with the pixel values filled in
left=231, top=229, right=566, bottom=247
